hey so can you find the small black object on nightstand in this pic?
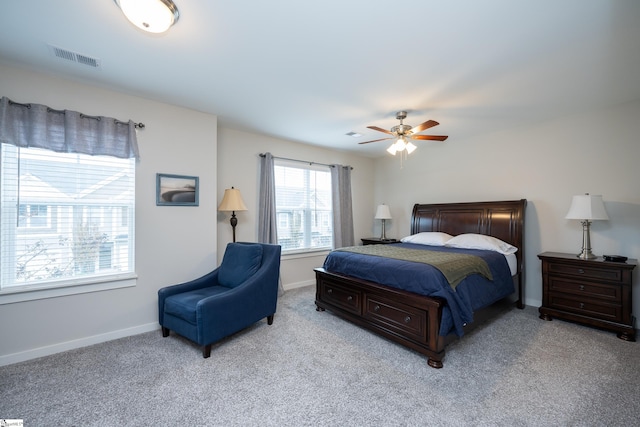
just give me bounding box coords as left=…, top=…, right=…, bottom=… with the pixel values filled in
left=603, top=255, right=628, bottom=262
left=361, top=238, right=399, bottom=246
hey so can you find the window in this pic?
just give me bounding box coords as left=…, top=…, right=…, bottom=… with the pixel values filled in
left=19, top=204, right=50, bottom=228
left=274, top=160, right=332, bottom=253
left=0, top=145, right=136, bottom=293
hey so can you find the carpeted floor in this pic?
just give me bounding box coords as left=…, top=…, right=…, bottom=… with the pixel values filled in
left=1, top=285, right=638, bottom=426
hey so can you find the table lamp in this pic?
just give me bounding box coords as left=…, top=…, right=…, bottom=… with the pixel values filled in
left=375, top=204, right=392, bottom=240
left=565, top=193, right=609, bottom=259
left=218, top=187, right=248, bottom=242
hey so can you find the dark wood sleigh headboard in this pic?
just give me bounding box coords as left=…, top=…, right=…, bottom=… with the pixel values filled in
left=411, top=199, right=527, bottom=305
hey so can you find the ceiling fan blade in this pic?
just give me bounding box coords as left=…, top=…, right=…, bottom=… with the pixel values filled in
left=410, top=120, right=439, bottom=134
left=411, top=135, right=448, bottom=141
left=367, top=126, right=394, bottom=135
left=358, top=137, right=394, bottom=145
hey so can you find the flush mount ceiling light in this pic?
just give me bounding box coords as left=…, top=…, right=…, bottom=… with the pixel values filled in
left=114, top=0, right=179, bottom=34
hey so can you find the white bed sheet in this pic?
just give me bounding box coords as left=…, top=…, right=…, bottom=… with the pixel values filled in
left=505, top=253, right=517, bottom=276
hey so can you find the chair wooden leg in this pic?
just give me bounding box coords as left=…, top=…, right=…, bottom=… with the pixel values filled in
left=203, top=344, right=212, bottom=358
left=161, top=327, right=170, bottom=337
left=267, top=314, right=274, bottom=325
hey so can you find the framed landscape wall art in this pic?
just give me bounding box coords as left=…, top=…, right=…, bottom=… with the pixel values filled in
left=156, top=173, right=199, bottom=206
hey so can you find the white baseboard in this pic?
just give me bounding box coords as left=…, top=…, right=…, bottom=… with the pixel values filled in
left=0, top=322, right=158, bottom=367
left=2, top=281, right=317, bottom=367
left=283, top=279, right=315, bottom=291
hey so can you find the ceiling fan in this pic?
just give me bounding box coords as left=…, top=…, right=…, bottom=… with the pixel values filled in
left=359, top=111, right=448, bottom=155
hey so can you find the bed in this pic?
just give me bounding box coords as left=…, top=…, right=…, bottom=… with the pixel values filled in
left=314, top=199, right=526, bottom=368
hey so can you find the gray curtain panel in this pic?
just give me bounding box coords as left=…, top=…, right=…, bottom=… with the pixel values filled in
left=258, top=152, right=278, bottom=244
left=257, top=152, right=283, bottom=294
left=0, top=96, right=139, bottom=159
left=331, top=164, right=355, bottom=248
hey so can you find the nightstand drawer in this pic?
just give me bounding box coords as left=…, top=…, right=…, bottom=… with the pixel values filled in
left=547, top=263, right=623, bottom=283
left=547, top=292, right=621, bottom=322
left=548, top=277, right=621, bottom=302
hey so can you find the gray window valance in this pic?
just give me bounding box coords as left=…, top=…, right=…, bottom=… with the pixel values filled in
left=0, top=96, right=140, bottom=160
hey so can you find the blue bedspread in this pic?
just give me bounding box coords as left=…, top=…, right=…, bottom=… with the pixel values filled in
left=322, top=243, right=514, bottom=336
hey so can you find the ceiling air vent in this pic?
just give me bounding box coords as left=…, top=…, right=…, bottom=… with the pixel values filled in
left=47, top=44, right=101, bottom=69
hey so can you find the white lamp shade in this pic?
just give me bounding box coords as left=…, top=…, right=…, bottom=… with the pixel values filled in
left=405, top=141, right=417, bottom=154
left=218, top=188, right=248, bottom=212
left=115, top=0, right=179, bottom=33
left=375, top=204, right=392, bottom=220
left=394, top=139, right=406, bottom=151
left=565, top=194, right=609, bottom=220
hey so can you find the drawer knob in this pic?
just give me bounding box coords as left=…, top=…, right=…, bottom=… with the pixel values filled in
left=579, top=303, right=585, bottom=309
left=374, top=305, right=380, bottom=312
left=347, top=296, right=353, bottom=301
left=578, top=269, right=585, bottom=274
left=579, top=285, right=585, bottom=291
left=404, top=316, right=411, bottom=323
left=327, top=288, right=333, bottom=294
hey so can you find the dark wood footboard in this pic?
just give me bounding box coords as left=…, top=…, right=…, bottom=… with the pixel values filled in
left=315, top=267, right=447, bottom=368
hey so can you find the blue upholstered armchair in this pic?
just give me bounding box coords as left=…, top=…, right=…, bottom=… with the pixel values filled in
left=158, top=242, right=281, bottom=357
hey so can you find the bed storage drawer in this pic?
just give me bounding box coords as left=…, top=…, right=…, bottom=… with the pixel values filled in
left=364, top=295, right=427, bottom=342
left=318, top=280, right=362, bottom=315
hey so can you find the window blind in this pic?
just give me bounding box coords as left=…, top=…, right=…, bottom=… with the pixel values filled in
left=273, top=160, right=332, bottom=252
left=0, top=144, right=135, bottom=291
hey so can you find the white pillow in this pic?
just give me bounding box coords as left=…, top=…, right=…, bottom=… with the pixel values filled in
left=444, top=233, right=518, bottom=255
left=400, top=232, right=453, bottom=246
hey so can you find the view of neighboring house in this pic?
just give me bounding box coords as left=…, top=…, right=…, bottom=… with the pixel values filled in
left=273, top=161, right=332, bottom=252
left=2, top=146, right=134, bottom=288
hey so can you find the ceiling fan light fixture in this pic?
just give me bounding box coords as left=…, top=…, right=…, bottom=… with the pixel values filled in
left=361, top=111, right=447, bottom=159
left=394, top=138, right=407, bottom=152
left=405, top=141, right=417, bottom=154
left=115, top=0, right=179, bottom=34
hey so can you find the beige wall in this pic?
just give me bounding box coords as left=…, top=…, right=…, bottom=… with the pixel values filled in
left=216, top=127, right=375, bottom=289
left=2, top=60, right=638, bottom=365
left=373, top=99, right=640, bottom=314
left=0, top=64, right=218, bottom=365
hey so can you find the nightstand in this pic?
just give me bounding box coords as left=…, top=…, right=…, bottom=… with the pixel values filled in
left=538, top=252, right=637, bottom=341
left=361, top=238, right=400, bottom=246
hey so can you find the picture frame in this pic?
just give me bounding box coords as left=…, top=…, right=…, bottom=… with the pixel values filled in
left=156, top=173, right=199, bottom=206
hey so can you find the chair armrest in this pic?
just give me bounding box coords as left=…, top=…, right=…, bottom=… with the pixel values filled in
left=158, top=268, right=220, bottom=324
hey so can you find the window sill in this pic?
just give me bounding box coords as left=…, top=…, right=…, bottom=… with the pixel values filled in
left=282, top=249, right=331, bottom=260
left=0, top=273, right=137, bottom=305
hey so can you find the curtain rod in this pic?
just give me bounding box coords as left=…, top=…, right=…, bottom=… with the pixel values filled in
left=259, top=153, right=353, bottom=170
left=7, top=98, right=145, bottom=129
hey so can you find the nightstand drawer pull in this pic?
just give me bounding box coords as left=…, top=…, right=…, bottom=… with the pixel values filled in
left=578, top=269, right=585, bottom=274
left=580, top=303, right=585, bottom=309
left=347, top=296, right=353, bottom=301
left=579, top=285, right=585, bottom=291
left=374, top=305, right=380, bottom=312
left=404, top=316, right=411, bottom=323
left=327, top=288, right=333, bottom=294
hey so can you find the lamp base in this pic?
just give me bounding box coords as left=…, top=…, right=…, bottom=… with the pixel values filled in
left=230, top=211, right=238, bottom=243
left=576, top=219, right=597, bottom=259
left=576, top=250, right=597, bottom=260
left=380, top=219, right=387, bottom=240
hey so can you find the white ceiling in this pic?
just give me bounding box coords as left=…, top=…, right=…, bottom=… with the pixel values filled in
left=1, top=1, right=639, bottom=157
